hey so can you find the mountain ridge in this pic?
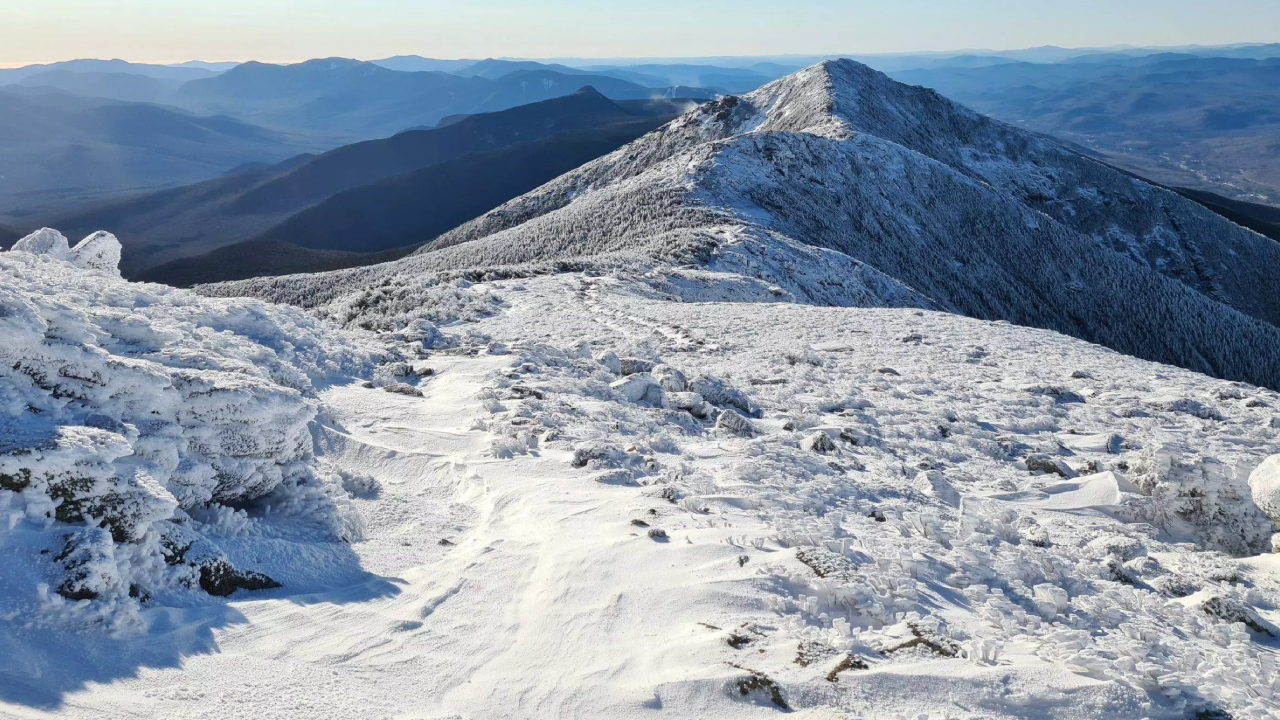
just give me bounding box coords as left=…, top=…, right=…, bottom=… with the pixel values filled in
left=170, top=57, right=715, bottom=143
left=210, top=59, right=1280, bottom=389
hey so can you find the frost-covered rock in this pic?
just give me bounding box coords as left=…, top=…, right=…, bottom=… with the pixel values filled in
left=611, top=373, right=663, bottom=406
left=913, top=470, right=960, bottom=507
left=663, top=391, right=714, bottom=419
left=11, top=227, right=70, bottom=259
left=55, top=528, right=129, bottom=601
left=1146, top=396, right=1224, bottom=421
left=1060, top=433, right=1123, bottom=454
left=801, top=431, right=837, bottom=454
left=691, top=375, right=758, bottom=417
left=716, top=409, right=759, bottom=437
left=68, top=231, right=122, bottom=273
left=1249, top=454, right=1280, bottom=521
left=651, top=364, right=688, bottom=392
left=1025, top=454, right=1076, bottom=478
left=619, top=357, right=656, bottom=376
left=595, top=350, right=622, bottom=375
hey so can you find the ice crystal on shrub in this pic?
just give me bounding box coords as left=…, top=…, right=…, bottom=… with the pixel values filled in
left=0, top=233, right=381, bottom=626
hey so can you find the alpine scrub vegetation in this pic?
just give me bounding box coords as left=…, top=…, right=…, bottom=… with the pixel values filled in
left=0, top=229, right=380, bottom=630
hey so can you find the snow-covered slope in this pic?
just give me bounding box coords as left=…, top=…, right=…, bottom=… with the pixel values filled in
left=13, top=264, right=1280, bottom=719
left=213, top=59, right=1280, bottom=390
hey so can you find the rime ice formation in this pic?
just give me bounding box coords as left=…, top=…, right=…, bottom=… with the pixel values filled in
left=0, top=229, right=380, bottom=634
left=67, top=230, right=122, bottom=273
left=1251, top=455, right=1280, bottom=522
left=11, top=227, right=70, bottom=260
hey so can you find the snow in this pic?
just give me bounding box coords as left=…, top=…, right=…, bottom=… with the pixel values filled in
left=9, top=261, right=1280, bottom=719
left=6, top=58, right=1280, bottom=720
left=1251, top=455, right=1280, bottom=521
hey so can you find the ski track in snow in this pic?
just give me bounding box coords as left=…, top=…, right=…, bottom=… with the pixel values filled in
left=7, top=272, right=1280, bottom=720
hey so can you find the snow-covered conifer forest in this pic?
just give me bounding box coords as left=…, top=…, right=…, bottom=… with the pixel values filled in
left=3, top=60, right=1280, bottom=720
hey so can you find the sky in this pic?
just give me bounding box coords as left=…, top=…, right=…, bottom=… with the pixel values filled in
left=2, top=0, right=1279, bottom=66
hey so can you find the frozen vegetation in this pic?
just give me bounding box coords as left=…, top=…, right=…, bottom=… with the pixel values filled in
left=5, top=60, right=1280, bottom=720
left=0, top=228, right=384, bottom=641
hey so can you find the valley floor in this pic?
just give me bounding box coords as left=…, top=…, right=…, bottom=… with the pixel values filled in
left=5, top=273, right=1280, bottom=719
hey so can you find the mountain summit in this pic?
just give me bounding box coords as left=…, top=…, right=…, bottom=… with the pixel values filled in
left=216, top=59, right=1280, bottom=389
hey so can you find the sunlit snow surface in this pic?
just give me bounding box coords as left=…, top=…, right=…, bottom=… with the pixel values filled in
left=5, top=252, right=1280, bottom=718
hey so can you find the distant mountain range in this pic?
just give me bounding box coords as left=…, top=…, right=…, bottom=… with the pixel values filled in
left=0, top=57, right=720, bottom=216
left=0, top=89, right=309, bottom=212
left=219, top=60, right=1280, bottom=391
left=47, top=88, right=682, bottom=280
left=890, top=55, right=1280, bottom=203
left=168, top=58, right=714, bottom=144
left=7, top=46, right=1280, bottom=218
left=0, top=59, right=218, bottom=84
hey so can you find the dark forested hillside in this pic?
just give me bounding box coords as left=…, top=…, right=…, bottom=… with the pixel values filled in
left=261, top=118, right=672, bottom=253
left=48, top=89, right=689, bottom=277
left=137, top=240, right=421, bottom=287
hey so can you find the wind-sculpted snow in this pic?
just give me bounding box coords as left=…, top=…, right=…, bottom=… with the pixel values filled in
left=0, top=230, right=382, bottom=634
left=211, top=59, right=1280, bottom=390
left=457, top=274, right=1280, bottom=719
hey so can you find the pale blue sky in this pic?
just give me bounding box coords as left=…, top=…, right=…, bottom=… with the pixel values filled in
left=2, top=0, right=1278, bottom=66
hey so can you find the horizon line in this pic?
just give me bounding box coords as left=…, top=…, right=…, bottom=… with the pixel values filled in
left=2, top=39, right=1278, bottom=70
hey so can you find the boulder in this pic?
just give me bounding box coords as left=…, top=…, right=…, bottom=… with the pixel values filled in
left=1025, top=453, right=1077, bottom=478
left=691, top=375, right=758, bottom=417
left=1249, top=454, right=1280, bottom=521
left=595, top=350, right=622, bottom=375
left=68, top=231, right=122, bottom=273
left=664, top=391, right=714, bottom=419
left=651, top=364, right=688, bottom=392
left=801, top=431, right=837, bottom=454
left=619, top=357, right=656, bottom=375
left=716, top=409, right=759, bottom=437
left=12, top=228, right=70, bottom=260
left=611, top=373, right=663, bottom=406
left=913, top=470, right=960, bottom=507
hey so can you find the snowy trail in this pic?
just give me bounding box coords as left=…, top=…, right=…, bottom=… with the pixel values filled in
left=6, top=271, right=1280, bottom=719
left=10, top=353, right=797, bottom=720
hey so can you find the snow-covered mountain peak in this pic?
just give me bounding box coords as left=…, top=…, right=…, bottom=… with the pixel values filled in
left=702, top=57, right=986, bottom=149
left=216, top=59, right=1280, bottom=391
